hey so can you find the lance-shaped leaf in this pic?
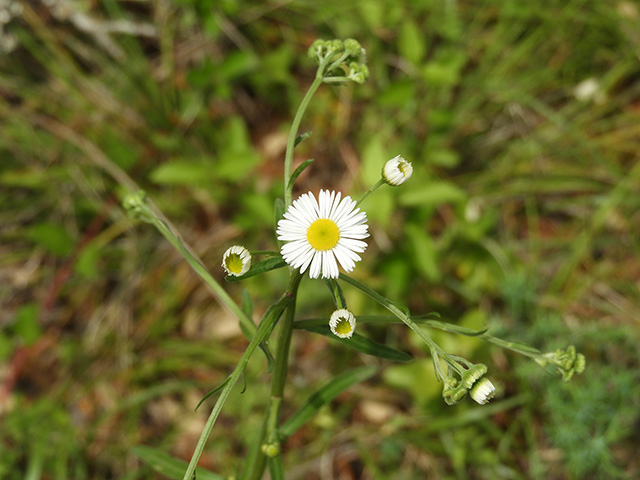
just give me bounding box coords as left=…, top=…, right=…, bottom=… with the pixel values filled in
left=421, top=319, right=489, bottom=336
left=287, top=158, right=314, bottom=190
left=132, top=446, right=224, bottom=480
left=324, top=278, right=347, bottom=309
left=274, top=198, right=285, bottom=228
left=195, top=377, right=231, bottom=412
left=296, top=324, right=412, bottom=362
left=225, top=256, right=287, bottom=282
left=280, top=365, right=378, bottom=438
left=294, top=131, right=312, bottom=147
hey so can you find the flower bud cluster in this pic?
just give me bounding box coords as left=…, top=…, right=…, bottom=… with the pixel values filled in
left=441, top=363, right=495, bottom=406
left=122, top=190, right=154, bottom=223
left=308, top=38, right=369, bottom=85
left=543, top=345, right=586, bottom=382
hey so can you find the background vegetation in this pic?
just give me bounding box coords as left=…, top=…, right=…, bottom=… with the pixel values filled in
left=1, top=0, right=639, bottom=478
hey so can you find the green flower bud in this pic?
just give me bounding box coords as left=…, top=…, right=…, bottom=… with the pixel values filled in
left=546, top=345, right=586, bottom=382
left=261, top=442, right=280, bottom=458
left=442, top=377, right=467, bottom=406
left=122, top=190, right=154, bottom=223
left=347, top=62, right=369, bottom=84
left=343, top=38, right=364, bottom=59
left=326, top=39, right=344, bottom=56
left=308, top=39, right=327, bottom=62
left=460, top=363, right=488, bottom=390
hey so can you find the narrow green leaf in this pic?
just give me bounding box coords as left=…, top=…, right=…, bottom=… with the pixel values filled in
left=324, top=278, right=347, bottom=309
left=294, top=131, right=312, bottom=147
left=132, top=446, right=224, bottom=480
left=280, top=365, right=378, bottom=438
left=421, top=320, right=489, bottom=336
left=28, top=222, right=74, bottom=257
left=195, top=378, right=230, bottom=412
left=225, top=257, right=287, bottom=282
left=274, top=197, right=285, bottom=230
left=338, top=275, right=410, bottom=317
left=14, top=303, right=42, bottom=346
left=296, top=313, right=440, bottom=327
left=241, top=290, right=254, bottom=318
left=298, top=325, right=412, bottom=362
left=287, top=158, right=314, bottom=190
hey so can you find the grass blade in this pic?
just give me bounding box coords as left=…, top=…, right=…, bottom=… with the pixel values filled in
left=132, top=446, right=224, bottom=480
left=297, top=325, right=412, bottom=362
left=280, top=365, right=378, bottom=438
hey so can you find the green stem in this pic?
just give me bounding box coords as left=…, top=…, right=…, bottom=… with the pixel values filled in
left=356, top=179, right=385, bottom=207
left=146, top=212, right=259, bottom=341
left=241, top=271, right=302, bottom=480
left=478, top=333, right=542, bottom=360
left=270, top=272, right=303, bottom=403
left=181, top=292, right=293, bottom=480
left=284, top=76, right=324, bottom=207
left=339, top=274, right=466, bottom=376
left=240, top=417, right=268, bottom=480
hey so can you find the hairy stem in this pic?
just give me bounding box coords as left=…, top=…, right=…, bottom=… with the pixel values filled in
left=181, top=291, right=293, bottom=480
left=284, top=76, right=324, bottom=207
left=240, top=271, right=302, bottom=480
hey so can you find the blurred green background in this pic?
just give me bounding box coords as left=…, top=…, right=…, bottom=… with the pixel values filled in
left=1, top=0, right=640, bottom=479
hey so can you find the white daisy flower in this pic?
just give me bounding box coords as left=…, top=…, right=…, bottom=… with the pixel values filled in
left=382, top=155, right=413, bottom=186
left=222, top=245, right=252, bottom=276
left=329, top=309, right=357, bottom=339
left=469, top=378, right=495, bottom=405
left=276, top=190, right=369, bottom=279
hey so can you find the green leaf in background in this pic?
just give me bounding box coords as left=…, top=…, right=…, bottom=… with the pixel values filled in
left=216, top=117, right=261, bottom=181
left=99, top=127, right=139, bottom=171
left=398, top=20, right=426, bottom=66
left=218, top=50, right=258, bottom=81
left=383, top=359, right=440, bottom=405
left=357, top=0, right=384, bottom=30
left=0, top=333, right=12, bottom=361
left=0, top=168, right=48, bottom=188
left=74, top=241, right=102, bottom=280
left=14, top=303, right=42, bottom=346
left=429, top=149, right=461, bottom=168
left=149, top=158, right=215, bottom=186
left=27, top=222, right=74, bottom=257
left=296, top=324, right=412, bottom=362
left=361, top=135, right=387, bottom=185
left=132, top=445, right=224, bottom=480
left=280, top=365, right=378, bottom=438
left=225, top=256, right=287, bottom=283
left=378, top=80, right=417, bottom=108
left=406, top=224, right=440, bottom=282
left=399, top=181, right=466, bottom=207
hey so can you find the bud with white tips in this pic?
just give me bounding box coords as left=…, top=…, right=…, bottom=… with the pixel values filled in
left=382, top=155, right=413, bottom=186
left=222, top=246, right=252, bottom=277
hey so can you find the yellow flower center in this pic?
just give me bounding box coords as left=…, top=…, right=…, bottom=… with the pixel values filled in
left=225, top=254, right=244, bottom=274
left=334, top=318, right=352, bottom=335
left=306, top=218, right=340, bottom=251
left=397, top=162, right=408, bottom=176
